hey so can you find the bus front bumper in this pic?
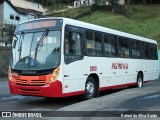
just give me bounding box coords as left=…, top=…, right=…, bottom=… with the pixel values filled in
left=8, top=80, right=63, bottom=97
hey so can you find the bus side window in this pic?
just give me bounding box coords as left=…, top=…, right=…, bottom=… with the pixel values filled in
left=118, top=37, right=129, bottom=58
left=110, top=35, right=117, bottom=57
left=65, top=31, right=82, bottom=56
left=141, top=41, right=149, bottom=59
left=95, top=32, right=103, bottom=56
left=150, top=43, right=158, bottom=60
left=104, top=34, right=110, bottom=56
left=150, top=43, right=154, bottom=59
left=136, top=41, right=141, bottom=58
left=154, top=44, right=158, bottom=60
left=130, top=40, right=140, bottom=59
left=124, top=38, right=130, bottom=58
left=118, top=37, right=125, bottom=58
left=85, top=30, right=95, bottom=56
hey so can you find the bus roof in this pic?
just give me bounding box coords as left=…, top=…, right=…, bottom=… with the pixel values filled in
left=18, top=17, right=157, bottom=44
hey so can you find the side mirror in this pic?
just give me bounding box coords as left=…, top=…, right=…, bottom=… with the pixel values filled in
left=12, top=39, right=17, bottom=49
left=12, top=35, right=18, bottom=49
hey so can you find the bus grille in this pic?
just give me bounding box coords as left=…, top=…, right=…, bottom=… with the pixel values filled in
left=18, top=88, right=41, bottom=96
left=15, top=79, right=46, bottom=86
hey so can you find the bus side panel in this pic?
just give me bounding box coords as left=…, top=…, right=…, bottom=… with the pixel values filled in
left=63, top=57, right=109, bottom=94
left=129, top=59, right=144, bottom=83
left=63, top=59, right=87, bottom=94
left=144, top=60, right=159, bottom=81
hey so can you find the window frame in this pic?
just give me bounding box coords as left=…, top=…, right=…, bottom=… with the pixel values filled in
left=95, top=31, right=103, bottom=57
left=130, top=39, right=141, bottom=59
left=64, top=25, right=84, bottom=64
left=85, top=30, right=96, bottom=56
left=15, top=16, right=20, bottom=21
left=10, top=14, right=14, bottom=20
left=64, top=31, right=83, bottom=56
left=103, top=33, right=118, bottom=57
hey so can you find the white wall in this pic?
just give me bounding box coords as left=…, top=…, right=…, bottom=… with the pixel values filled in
left=10, top=0, right=44, bottom=13
left=119, top=0, right=125, bottom=5
left=74, top=0, right=94, bottom=8
left=3, top=1, right=28, bottom=25
left=0, top=3, right=4, bottom=23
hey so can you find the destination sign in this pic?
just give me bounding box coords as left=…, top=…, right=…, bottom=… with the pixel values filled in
left=15, top=19, right=61, bottom=32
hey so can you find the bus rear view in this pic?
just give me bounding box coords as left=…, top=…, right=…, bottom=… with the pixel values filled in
left=9, top=19, right=63, bottom=97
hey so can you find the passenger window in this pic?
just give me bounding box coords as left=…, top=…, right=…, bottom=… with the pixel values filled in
left=145, top=42, right=149, bottom=59
left=65, top=32, right=82, bottom=55
left=118, top=37, right=125, bottom=57
left=110, top=35, right=117, bottom=57
left=95, top=32, right=102, bottom=56
left=104, top=34, right=110, bottom=56
left=104, top=34, right=117, bottom=57
left=136, top=41, right=141, bottom=58
left=85, top=30, right=95, bottom=56
left=118, top=37, right=129, bottom=58
left=141, top=42, right=149, bottom=59
left=150, top=43, right=158, bottom=60
left=130, top=40, right=140, bottom=58
left=153, top=44, right=158, bottom=60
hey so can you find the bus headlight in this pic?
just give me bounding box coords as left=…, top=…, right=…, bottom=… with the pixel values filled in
left=8, top=68, right=13, bottom=81
left=49, top=67, right=60, bottom=83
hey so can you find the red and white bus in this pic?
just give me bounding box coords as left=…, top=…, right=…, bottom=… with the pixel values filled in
left=8, top=18, right=159, bottom=99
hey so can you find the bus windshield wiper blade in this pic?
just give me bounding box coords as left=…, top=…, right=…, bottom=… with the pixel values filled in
left=35, top=29, right=49, bottom=59
left=18, top=32, right=24, bottom=60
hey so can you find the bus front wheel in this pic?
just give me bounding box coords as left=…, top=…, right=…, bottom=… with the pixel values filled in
left=136, top=74, right=143, bottom=88
left=84, top=77, right=97, bottom=100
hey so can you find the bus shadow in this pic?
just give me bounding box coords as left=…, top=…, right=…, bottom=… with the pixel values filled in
left=24, top=88, right=126, bottom=106
left=22, top=88, right=128, bottom=109
left=22, top=95, right=83, bottom=109
left=99, top=88, right=125, bottom=97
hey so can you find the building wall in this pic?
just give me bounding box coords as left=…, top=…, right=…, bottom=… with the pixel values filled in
left=119, top=0, right=125, bottom=5
left=74, top=0, right=94, bottom=8
left=10, top=0, right=44, bottom=13
left=0, top=3, right=4, bottom=24
left=3, top=1, right=28, bottom=25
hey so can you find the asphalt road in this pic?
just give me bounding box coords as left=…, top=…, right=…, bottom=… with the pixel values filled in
left=0, top=78, right=160, bottom=120
left=0, top=78, right=83, bottom=111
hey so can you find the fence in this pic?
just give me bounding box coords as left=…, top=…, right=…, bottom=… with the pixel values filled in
left=0, top=40, right=11, bottom=77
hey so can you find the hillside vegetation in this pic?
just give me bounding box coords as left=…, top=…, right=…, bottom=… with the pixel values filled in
left=47, top=5, right=160, bottom=43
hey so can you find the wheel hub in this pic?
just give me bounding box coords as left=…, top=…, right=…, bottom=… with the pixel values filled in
left=86, top=82, right=94, bottom=96
left=138, top=77, right=142, bottom=87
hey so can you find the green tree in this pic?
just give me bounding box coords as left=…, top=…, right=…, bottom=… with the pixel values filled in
left=0, top=24, right=16, bottom=41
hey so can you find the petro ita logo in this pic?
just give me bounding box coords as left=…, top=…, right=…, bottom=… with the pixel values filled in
left=112, top=62, right=128, bottom=69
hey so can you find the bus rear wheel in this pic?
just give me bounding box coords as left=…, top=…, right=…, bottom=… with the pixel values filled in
left=83, top=77, right=97, bottom=100
left=136, top=74, right=143, bottom=88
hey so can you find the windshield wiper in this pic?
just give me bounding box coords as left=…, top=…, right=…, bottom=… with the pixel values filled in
left=35, top=29, right=49, bottom=60
left=18, top=32, right=24, bottom=60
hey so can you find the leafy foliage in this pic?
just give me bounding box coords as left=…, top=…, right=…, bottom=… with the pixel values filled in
left=0, top=24, right=16, bottom=41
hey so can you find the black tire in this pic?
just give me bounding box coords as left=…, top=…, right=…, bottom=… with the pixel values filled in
left=136, top=74, right=143, bottom=88
left=83, top=77, right=98, bottom=100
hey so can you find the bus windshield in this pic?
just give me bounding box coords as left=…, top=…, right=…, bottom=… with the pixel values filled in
left=11, top=30, right=61, bottom=71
